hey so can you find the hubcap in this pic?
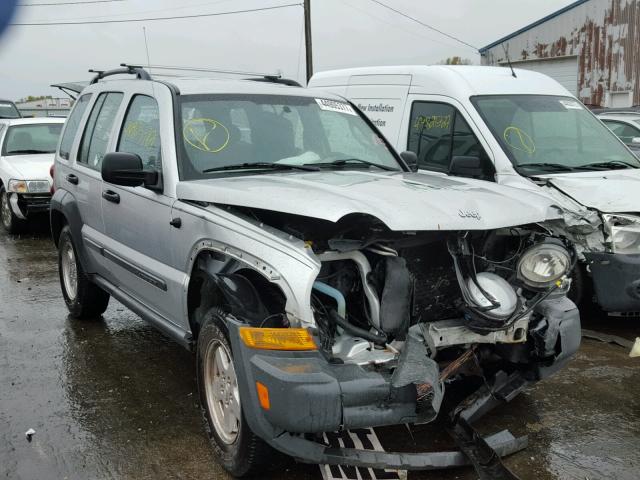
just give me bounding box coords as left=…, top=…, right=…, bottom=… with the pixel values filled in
left=204, top=340, right=240, bottom=444
left=61, top=241, right=78, bottom=301
left=1, top=193, right=12, bottom=228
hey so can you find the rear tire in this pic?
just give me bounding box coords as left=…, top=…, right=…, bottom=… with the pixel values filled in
left=58, top=225, right=110, bottom=318
left=196, top=307, right=271, bottom=477
left=0, top=186, right=26, bottom=234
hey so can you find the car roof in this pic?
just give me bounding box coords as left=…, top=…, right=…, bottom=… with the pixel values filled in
left=598, top=113, right=640, bottom=122
left=0, top=117, right=65, bottom=126
left=310, top=65, right=572, bottom=98
left=88, top=76, right=345, bottom=101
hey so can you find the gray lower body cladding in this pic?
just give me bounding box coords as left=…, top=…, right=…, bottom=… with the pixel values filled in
left=228, top=297, right=581, bottom=469
left=585, top=252, right=640, bottom=312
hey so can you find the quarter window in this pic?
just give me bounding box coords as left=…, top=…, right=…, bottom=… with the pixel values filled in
left=59, top=93, right=92, bottom=160
left=117, top=95, right=161, bottom=171
left=408, top=102, right=489, bottom=173
left=78, top=92, right=123, bottom=170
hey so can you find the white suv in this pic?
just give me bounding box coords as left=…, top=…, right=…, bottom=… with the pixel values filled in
left=51, top=66, right=580, bottom=478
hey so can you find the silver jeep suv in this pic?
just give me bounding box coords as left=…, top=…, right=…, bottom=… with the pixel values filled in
left=52, top=66, right=581, bottom=478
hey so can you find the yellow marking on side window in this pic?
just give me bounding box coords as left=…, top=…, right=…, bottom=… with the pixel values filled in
left=503, top=126, right=535, bottom=155
left=414, top=114, right=451, bottom=130
left=183, top=118, right=230, bottom=153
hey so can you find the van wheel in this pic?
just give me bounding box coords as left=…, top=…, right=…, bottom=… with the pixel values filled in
left=0, top=186, right=25, bottom=234
left=58, top=225, right=110, bottom=318
left=197, top=307, right=271, bottom=477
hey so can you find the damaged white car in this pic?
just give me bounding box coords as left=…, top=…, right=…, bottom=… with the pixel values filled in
left=310, top=65, right=640, bottom=315
left=51, top=66, right=580, bottom=479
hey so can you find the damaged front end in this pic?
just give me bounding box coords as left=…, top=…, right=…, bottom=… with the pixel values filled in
left=227, top=211, right=581, bottom=471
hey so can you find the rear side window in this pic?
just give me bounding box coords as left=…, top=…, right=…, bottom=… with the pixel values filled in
left=78, top=92, right=123, bottom=170
left=408, top=102, right=488, bottom=172
left=59, top=93, right=92, bottom=160
left=117, top=95, right=161, bottom=171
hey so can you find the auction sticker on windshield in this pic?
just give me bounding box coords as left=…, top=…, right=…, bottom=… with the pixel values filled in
left=316, top=98, right=357, bottom=115
left=559, top=99, right=583, bottom=110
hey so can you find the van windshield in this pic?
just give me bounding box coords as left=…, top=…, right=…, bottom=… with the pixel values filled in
left=177, top=94, right=401, bottom=179
left=0, top=101, right=21, bottom=119
left=471, top=95, right=640, bottom=174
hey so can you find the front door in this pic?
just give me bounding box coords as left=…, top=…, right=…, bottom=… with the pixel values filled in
left=100, top=91, right=182, bottom=327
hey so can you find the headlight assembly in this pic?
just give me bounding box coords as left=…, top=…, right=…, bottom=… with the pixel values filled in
left=603, top=214, right=640, bottom=254
left=517, top=242, right=571, bottom=289
left=7, top=179, right=50, bottom=194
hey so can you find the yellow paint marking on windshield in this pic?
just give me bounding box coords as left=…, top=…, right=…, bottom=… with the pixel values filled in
left=503, top=126, right=535, bottom=155
left=183, top=118, right=230, bottom=153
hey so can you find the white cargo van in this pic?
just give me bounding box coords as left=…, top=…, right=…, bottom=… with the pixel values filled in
left=310, top=65, right=640, bottom=314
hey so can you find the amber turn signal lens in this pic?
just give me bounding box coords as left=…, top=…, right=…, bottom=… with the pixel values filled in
left=256, top=382, right=270, bottom=410
left=239, top=327, right=317, bottom=351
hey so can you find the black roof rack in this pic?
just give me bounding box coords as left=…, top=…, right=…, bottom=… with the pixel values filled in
left=247, top=75, right=302, bottom=87
left=89, top=64, right=151, bottom=84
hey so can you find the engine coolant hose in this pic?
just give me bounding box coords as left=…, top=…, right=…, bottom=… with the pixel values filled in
left=313, top=281, right=387, bottom=346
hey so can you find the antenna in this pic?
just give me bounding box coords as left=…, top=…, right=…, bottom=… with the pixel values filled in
left=142, top=26, right=156, bottom=98
left=501, top=43, right=517, bottom=78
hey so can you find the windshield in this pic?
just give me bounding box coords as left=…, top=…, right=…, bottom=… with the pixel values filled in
left=2, top=124, right=63, bottom=156
left=471, top=95, right=640, bottom=174
left=0, top=102, right=21, bottom=119
left=177, top=94, right=401, bottom=179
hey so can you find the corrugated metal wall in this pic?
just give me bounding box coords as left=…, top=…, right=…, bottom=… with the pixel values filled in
left=481, top=0, right=640, bottom=107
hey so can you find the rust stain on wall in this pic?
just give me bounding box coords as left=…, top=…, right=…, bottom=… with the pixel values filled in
left=482, top=0, right=640, bottom=106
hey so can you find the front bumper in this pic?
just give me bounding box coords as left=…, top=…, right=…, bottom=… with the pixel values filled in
left=9, top=192, right=51, bottom=218
left=585, top=252, right=640, bottom=312
left=228, top=296, right=581, bottom=470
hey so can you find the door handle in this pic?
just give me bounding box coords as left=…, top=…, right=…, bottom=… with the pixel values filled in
left=66, top=174, right=79, bottom=185
left=102, top=190, right=120, bottom=204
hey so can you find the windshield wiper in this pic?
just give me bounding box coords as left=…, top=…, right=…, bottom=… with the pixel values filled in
left=311, top=158, right=399, bottom=172
left=516, top=162, right=575, bottom=173
left=202, top=162, right=320, bottom=173
left=7, top=149, right=53, bottom=154
left=575, top=160, right=638, bottom=170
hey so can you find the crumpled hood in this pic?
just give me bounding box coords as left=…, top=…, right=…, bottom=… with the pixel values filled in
left=176, top=171, right=561, bottom=231
left=2, top=154, right=54, bottom=182
left=542, top=169, right=640, bottom=213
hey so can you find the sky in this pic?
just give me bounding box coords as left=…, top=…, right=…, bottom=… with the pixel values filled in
left=0, top=0, right=576, bottom=101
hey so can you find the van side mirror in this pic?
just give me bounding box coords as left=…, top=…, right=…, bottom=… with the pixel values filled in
left=102, top=152, right=158, bottom=188
left=400, top=151, right=419, bottom=172
left=449, top=155, right=494, bottom=180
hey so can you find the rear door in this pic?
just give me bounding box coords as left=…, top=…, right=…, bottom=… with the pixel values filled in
left=100, top=86, right=182, bottom=326
left=72, top=91, right=124, bottom=273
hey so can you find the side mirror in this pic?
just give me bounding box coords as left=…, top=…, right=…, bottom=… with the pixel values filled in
left=400, top=151, right=419, bottom=172
left=631, top=137, right=640, bottom=145
left=449, top=155, right=493, bottom=180
left=101, top=152, right=158, bottom=188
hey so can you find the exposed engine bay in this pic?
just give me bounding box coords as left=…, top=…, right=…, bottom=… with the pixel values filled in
left=225, top=205, right=576, bottom=396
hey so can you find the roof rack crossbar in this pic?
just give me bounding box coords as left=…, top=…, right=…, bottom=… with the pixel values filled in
left=246, top=76, right=302, bottom=87
left=89, top=64, right=151, bottom=84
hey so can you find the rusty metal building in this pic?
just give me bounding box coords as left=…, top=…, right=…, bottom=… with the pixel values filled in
left=480, top=0, right=640, bottom=108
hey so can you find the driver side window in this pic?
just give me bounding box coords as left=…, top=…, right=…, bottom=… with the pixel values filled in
left=117, top=95, right=161, bottom=171
left=408, top=101, right=489, bottom=173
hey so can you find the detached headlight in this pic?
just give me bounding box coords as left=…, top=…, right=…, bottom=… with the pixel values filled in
left=8, top=179, right=50, bottom=194
left=603, top=214, right=640, bottom=254
left=517, top=242, right=571, bottom=289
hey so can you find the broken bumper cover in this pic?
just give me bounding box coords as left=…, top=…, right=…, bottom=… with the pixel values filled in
left=586, top=252, right=640, bottom=312
left=10, top=192, right=51, bottom=218
left=227, top=297, right=580, bottom=469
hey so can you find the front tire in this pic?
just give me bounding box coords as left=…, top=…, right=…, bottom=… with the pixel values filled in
left=0, top=186, right=25, bottom=234
left=196, top=308, right=270, bottom=477
left=58, top=225, right=110, bottom=318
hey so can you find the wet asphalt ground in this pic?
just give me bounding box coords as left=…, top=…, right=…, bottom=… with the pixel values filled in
left=1, top=223, right=639, bottom=480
